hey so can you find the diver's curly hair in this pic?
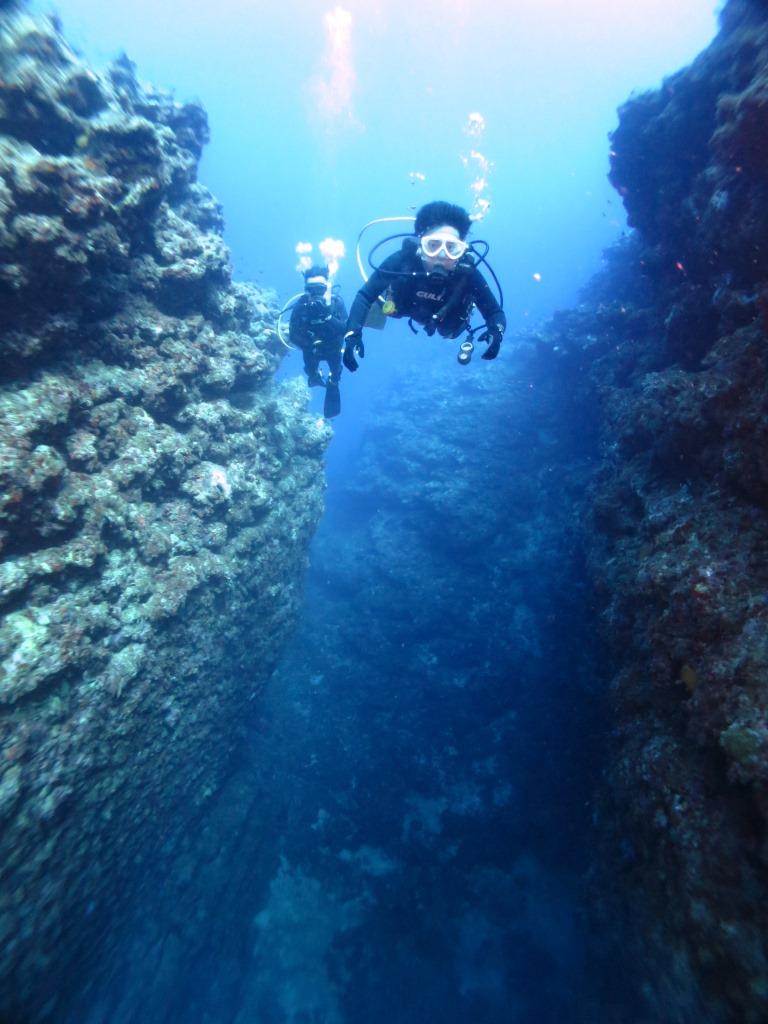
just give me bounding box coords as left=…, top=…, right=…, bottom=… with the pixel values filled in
left=414, top=201, right=472, bottom=240
left=303, top=264, right=329, bottom=280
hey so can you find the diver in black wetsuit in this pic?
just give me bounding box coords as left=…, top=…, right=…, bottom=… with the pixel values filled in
left=289, top=265, right=347, bottom=417
left=343, top=200, right=506, bottom=372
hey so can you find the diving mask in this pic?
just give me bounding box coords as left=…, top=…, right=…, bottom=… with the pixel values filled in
left=305, top=277, right=328, bottom=300
left=419, top=232, right=468, bottom=261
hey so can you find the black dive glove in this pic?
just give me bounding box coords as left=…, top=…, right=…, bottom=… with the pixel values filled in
left=343, top=330, right=365, bottom=372
left=480, top=328, right=503, bottom=360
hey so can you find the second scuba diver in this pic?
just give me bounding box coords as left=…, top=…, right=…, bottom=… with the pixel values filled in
left=343, top=200, right=506, bottom=372
left=289, top=264, right=347, bottom=419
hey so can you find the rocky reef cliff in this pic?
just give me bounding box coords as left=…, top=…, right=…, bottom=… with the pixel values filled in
left=537, top=0, right=768, bottom=1018
left=0, top=4, right=328, bottom=1018
left=223, top=355, right=611, bottom=1024
left=41, top=350, right=614, bottom=1022
left=4, top=0, right=768, bottom=1019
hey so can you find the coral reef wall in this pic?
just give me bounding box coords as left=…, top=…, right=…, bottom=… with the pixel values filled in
left=538, top=0, right=768, bottom=1018
left=0, top=5, right=328, bottom=1018
left=49, top=353, right=616, bottom=1024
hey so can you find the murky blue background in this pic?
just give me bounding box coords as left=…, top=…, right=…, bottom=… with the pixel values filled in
left=33, top=0, right=719, bottom=456
left=34, top=0, right=718, bottom=388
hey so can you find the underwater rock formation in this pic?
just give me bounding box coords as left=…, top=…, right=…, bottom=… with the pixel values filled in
left=0, top=5, right=328, bottom=1018
left=538, top=0, right=768, bottom=1018
left=44, top=348, right=618, bottom=1022
left=247, top=357, right=613, bottom=1023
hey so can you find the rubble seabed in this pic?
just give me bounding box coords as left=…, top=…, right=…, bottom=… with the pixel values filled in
left=0, top=3, right=329, bottom=1018
left=532, top=0, right=768, bottom=1019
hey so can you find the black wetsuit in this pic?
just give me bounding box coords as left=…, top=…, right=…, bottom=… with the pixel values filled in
left=346, top=240, right=506, bottom=339
left=289, top=292, right=347, bottom=382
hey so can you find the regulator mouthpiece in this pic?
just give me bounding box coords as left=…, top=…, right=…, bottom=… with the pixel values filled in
left=429, top=264, right=450, bottom=280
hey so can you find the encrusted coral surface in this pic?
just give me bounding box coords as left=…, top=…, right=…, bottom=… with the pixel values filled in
left=0, top=4, right=328, bottom=1017
left=70, top=352, right=611, bottom=1023
left=5, top=0, right=768, bottom=1018
left=537, top=1, right=768, bottom=1018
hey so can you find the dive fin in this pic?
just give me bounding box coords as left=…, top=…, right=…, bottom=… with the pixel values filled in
left=323, top=381, right=341, bottom=419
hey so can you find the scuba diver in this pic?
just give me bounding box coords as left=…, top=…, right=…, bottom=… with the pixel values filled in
left=343, top=200, right=505, bottom=372
left=289, top=264, right=347, bottom=419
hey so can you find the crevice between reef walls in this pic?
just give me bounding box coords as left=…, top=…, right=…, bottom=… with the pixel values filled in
left=536, top=1, right=768, bottom=1019
left=0, top=6, right=329, bottom=1020
left=4, top=0, right=768, bottom=1019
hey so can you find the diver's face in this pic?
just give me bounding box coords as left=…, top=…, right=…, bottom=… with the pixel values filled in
left=419, top=224, right=464, bottom=274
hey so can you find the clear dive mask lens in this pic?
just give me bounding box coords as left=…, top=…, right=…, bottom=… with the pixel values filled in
left=305, top=284, right=327, bottom=299
left=420, top=233, right=468, bottom=260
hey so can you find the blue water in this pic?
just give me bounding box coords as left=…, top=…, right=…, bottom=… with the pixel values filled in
left=36, top=0, right=718, bottom=315
left=37, top=0, right=719, bottom=467
left=32, top=1, right=723, bottom=1020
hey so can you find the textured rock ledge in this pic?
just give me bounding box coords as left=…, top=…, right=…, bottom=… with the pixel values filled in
left=534, top=1, right=768, bottom=1019
left=46, top=350, right=615, bottom=1022
left=0, top=5, right=328, bottom=1018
